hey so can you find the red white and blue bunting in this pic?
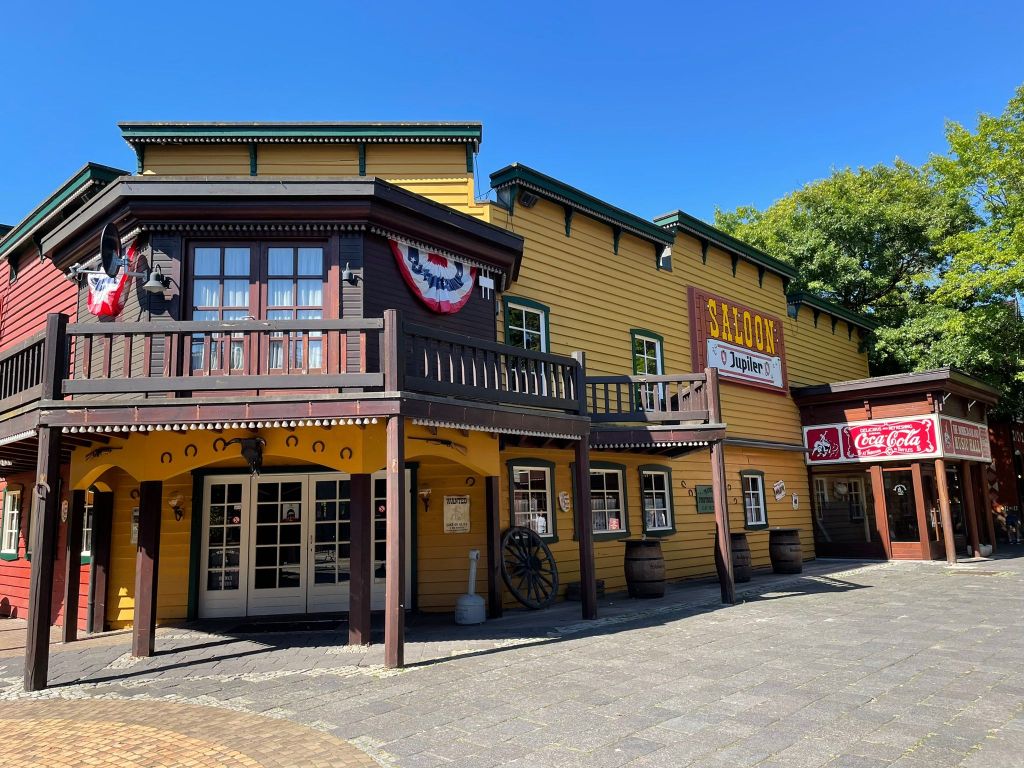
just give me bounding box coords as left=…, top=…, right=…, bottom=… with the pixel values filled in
left=86, top=239, right=139, bottom=318
left=390, top=239, right=476, bottom=314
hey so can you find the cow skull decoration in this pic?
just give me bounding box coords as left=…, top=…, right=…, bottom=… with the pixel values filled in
left=225, top=437, right=267, bottom=475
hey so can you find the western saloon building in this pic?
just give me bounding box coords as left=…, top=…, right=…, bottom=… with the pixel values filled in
left=0, top=122, right=1000, bottom=691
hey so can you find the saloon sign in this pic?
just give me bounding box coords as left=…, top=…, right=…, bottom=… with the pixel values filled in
left=804, top=414, right=992, bottom=465
left=688, top=287, right=787, bottom=394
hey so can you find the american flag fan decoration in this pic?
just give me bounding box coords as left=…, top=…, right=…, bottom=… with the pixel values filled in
left=390, top=239, right=476, bottom=314
left=87, top=239, right=139, bottom=318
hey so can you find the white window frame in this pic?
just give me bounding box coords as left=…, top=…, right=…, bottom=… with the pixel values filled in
left=81, top=490, right=95, bottom=558
left=741, top=472, right=768, bottom=528
left=511, top=465, right=555, bottom=539
left=641, top=469, right=673, bottom=532
left=506, top=302, right=548, bottom=352
left=590, top=468, right=626, bottom=535
left=813, top=477, right=829, bottom=521
left=632, top=332, right=664, bottom=410
left=847, top=478, right=865, bottom=522
left=2, top=491, right=22, bottom=555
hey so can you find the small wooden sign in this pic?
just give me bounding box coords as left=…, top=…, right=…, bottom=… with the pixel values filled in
left=695, top=485, right=715, bottom=514
left=444, top=495, right=471, bottom=534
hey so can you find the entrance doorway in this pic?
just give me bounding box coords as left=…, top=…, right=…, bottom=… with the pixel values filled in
left=198, top=471, right=411, bottom=618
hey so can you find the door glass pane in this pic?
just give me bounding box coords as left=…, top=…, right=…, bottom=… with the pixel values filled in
left=312, top=479, right=351, bottom=585
left=884, top=471, right=919, bottom=542
left=206, top=482, right=243, bottom=592
left=298, top=248, right=323, bottom=275
left=268, top=281, right=293, bottom=307
left=193, top=280, right=221, bottom=308
left=253, top=480, right=303, bottom=590
left=268, top=248, right=293, bottom=275
left=194, top=248, right=220, bottom=275
left=223, top=248, right=250, bottom=275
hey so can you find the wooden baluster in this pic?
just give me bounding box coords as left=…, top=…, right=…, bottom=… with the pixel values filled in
left=142, top=334, right=152, bottom=378
left=101, top=335, right=112, bottom=378
left=123, top=334, right=133, bottom=379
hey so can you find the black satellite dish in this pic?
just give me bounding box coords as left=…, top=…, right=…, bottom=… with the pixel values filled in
left=99, top=222, right=122, bottom=278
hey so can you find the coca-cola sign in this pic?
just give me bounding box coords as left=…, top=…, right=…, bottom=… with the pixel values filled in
left=804, top=416, right=941, bottom=465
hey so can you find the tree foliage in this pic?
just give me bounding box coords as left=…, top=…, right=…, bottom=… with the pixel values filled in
left=713, top=90, right=1024, bottom=418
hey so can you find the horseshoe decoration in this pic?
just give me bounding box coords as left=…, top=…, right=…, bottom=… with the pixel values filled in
left=184, top=444, right=198, bottom=458
left=35, top=481, right=50, bottom=501
left=687, top=488, right=695, bottom=496
left=339, top=447, right=353, bottom=460
left=160, top=452, right=173, bottom=464
left=312, top=440, right=325, bottom=454
left=679, top=479, right=688, bottom=489
left=213, top=438, right=228, bottom=453
left=465, top=477, right=476, bottom=487
left=286, top=435, right=299, bottom=448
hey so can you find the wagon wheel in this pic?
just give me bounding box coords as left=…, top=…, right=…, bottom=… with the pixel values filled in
left=500, top=526, right=559, bottom=609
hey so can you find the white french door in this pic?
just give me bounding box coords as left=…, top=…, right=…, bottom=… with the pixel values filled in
left=198, top=471, right=411, bottom=619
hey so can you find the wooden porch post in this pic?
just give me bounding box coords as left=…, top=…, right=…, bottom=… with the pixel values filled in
left=132, top=481, right=162, bottom=657
left=384, top=415, right=406, bottom=668
left=61, top=490, right=86, bottom=643
left=573, top=439, right=597, bottom=620
left=348, top=473, right=372, bottom=646
left=24, top=313, right=69, bottom=692
left=962, top=463, right=982, bottom=558
left=869, top=465, right=891, bottom=560
left=979, top=466, right=996, bottom=553
left=485, top=475, right=503, bottom=619
left=23, top=427, right=63, bottom=692
left=934, top=459, right=957, bottom=564
left=910, top=463, right=932, bottom=560
left=705, top=368, right=734, bottom=604
left=87, top=491, right=114, bottom=634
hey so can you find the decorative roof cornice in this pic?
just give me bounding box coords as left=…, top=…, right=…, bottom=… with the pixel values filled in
left=489, top=163, right=675, bottom=248
left=786, top=292, right=879, bottom=331
left=0, top=163, right=126, bottom=261
left=653, top=209, right=798, bottom=280
left=119, top=122, right=483, bottom=149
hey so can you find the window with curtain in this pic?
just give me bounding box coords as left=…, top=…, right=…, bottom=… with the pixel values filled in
left=641, top=469, right=673, bottom=532
left=191, top=246, right=252, bottom=372
left=267, top=246, right=325, bottom=371
left=1, top=491, right=21, bottom=556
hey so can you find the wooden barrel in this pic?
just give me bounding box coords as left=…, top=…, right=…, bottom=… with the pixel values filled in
left=624, top=540, right=665, bottom=598
left=768, top=528, right=803, bottom=574
left=731, top=532, right=752, bottom=583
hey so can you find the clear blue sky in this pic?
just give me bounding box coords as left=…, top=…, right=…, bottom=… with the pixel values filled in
left=2, top=1, right=1022, bottom=228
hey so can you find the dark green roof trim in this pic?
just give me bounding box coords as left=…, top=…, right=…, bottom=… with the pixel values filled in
left=490, top=163, right=674, bottom=248
left=0, top=163, right=126, bottom=261
left=119, top=122, right=483, bottom=148
left=786, top=292, right=879, bottom=331
left=653, top=209, right=798, bottom=280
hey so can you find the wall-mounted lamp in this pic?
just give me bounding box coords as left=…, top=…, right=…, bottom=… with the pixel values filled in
left=168, top=493, right=185, bottom=522
left=143, top=264, right=172, bottom=294
left=418, top=488, right=432, bottom=513
left=342, top=262, right=361, bottom=286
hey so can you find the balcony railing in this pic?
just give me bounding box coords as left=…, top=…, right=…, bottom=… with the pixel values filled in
left=0, top=333, right=46, bottom=413
left=584, top=374, right=710, bottom=424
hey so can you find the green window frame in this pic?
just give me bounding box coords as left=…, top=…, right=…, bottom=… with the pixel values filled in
left=508, top=459, right=558, bottom=541
left=589, top=461, right=630, bottom=541
left=639, top=464, right=675, bottom=536
left=740, top=470, right=769, bottom=530
left=1, top=489, right=22, bottom=560
left=503, top=296, right=551, bottom=353
left=630, top=329, right=665, bottom=410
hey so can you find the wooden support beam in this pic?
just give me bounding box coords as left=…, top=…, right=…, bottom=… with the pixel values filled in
left=706, top=367, right=735, bottom=604
left=485, top=475, right=502, bottom=619
left=61, top=490, right=86, bottom=643
left=348, top=473, right=372, bottom=646
left=87, top=492, right=113, bottom=634
left=384, top=416, right=406, bottom=668
left=934, top=459, right=957, bottom=564
left=573, top=439, right=597, bottom=620
left=132, top=481, right=162, bottom=657
left=962, top=463, right=982, bottom=558
left=869, top=464, right=891, bottom=560
left=980, top=466, right=996, bottom=553
left=24, top=426, right=62, bottom=692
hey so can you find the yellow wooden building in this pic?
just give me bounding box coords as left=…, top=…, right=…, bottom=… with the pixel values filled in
left=0, top=121, right=876, bottom=690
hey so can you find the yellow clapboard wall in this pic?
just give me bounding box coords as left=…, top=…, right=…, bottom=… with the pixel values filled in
left=142, top=145, right=250, bottom=175
left=784, top=304, right=870, bottom=386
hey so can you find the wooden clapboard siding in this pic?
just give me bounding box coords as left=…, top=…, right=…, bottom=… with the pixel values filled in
left=785, top=304, right=869, bottom=386
left=366, top=144, right=468, bottom=177
left=413, top=457, right=491, bottom=611
left=258, top=144, right=359, bottom=176
left=142, top=144, right=250, bottom=175
left=0, top=251, right=77, bottom=351
left=106, top=469, right=192, bottom=629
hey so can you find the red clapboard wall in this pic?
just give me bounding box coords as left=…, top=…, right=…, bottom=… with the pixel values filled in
left=0, top=253, right=78, bottom=350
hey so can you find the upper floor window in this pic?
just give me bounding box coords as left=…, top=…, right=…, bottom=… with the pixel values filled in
left=741, top=471, right=768, bottom=529
left=631, top=329, right=664, bottom=409
left=504, top=298, right=549, bottom=352
left=81, top=489, right=95, bottom=558
left=1, top=490, right=21, bottom=557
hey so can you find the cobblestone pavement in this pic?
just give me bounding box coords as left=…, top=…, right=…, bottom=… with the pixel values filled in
left=1, top=552, right=1022, bottom=767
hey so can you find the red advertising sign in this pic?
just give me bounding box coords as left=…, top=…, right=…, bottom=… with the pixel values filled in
left=940, top=416, right=992, bottom=461
left=804, top=416, right=940, bottom=465
left=687, top=286, right=788, bottom=394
